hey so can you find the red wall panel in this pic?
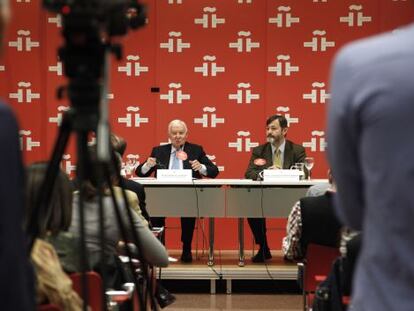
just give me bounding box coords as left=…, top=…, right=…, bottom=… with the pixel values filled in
left=2, top=0, right=413, bottom=251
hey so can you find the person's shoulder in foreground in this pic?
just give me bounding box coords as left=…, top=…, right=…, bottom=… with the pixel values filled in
left=0, top=101, right=36, bottom=310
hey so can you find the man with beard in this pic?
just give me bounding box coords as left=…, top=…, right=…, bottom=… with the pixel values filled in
left=245, top=115, right=306, bottom=262
left=136, top=119, right=219, bottom=263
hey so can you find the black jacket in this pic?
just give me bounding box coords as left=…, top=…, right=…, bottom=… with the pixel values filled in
left=136, top=142, right=219, bottom=179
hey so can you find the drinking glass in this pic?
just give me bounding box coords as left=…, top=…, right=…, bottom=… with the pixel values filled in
left=295, top=162, right=305, bottom=180
left=304, top=157, right=315, bottom=180
left=125, top=154, right=138, bottom=178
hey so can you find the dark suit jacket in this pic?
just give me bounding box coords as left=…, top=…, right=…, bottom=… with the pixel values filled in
left=136, top=142, right=219, bottom=179
left=0, top=102, right=35, bottom=310
left=300, top=191, right=342, bottom=257
left=245, top=140, right=306, bottom=180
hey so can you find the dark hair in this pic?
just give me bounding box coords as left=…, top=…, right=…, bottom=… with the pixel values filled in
left=25, top=162, right=73, bottom=236
left=266, top=115, right=288, bottom=128
left=111, top=133, right=127, bottom=156
left=81, top=145, right=122, bottom=200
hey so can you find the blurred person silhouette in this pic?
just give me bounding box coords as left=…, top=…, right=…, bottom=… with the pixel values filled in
left=328, top=21, right=414, bottom=311
left=69, top=146, right=169, bottom=289
left=111, top=133, right=176, bottom=308
left=111, top=133, right=150, bottom=223
left=305, top=169, right=333, bottom=197
left=245, top=114, right=306, bottom=262
left=0, top=0, right=35, bottom=309
left=135, top=119, right=219, bottom=263
left=25, top=163, right=84, bottom=310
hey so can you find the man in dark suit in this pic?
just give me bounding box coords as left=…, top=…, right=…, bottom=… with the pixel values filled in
left=136, top=119, right=219, bottom=262
left=245, top=115, right=306, bottom=262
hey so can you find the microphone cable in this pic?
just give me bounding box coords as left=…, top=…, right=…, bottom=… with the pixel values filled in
left=258, top=178, right=275, bottom=282
left=191, top=177, right=223, bottom=280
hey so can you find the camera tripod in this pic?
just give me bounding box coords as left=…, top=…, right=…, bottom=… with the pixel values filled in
left=27, top=103, right=157, bottom=310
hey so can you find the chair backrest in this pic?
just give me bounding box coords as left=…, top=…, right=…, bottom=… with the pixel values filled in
left=70, top=271, right=103, bottom=311
left=303, top=243, right=340, bottom=292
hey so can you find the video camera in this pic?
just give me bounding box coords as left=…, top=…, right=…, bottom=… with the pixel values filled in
left=43, top=0, right=146, bottom=37
left=43, top=0, right=146, bottom=114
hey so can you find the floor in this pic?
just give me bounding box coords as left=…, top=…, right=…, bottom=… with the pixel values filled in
left=166, top=293, right=302, bottom=310
left=159, top=250, right=303, bottom=310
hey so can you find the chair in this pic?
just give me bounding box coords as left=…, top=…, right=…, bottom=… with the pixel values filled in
left=298, top=243, right=340, bottom=311
left=70, top=271, right=103, bottom=311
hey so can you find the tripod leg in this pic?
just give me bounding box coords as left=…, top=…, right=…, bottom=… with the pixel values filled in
left=27, top=111, right=73, bottom=249
left=104, top=153, right=150, bottom=311
left=75, top=131, right=93, bottom=311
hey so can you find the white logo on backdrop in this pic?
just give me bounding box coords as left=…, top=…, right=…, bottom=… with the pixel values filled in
left=228, top=131, right=259, bottom=152
left=8, top=30, right=39, bottom=51
left=228, top=83, right=260, bottom=104
left=160, top=31, right=191, bottom=53
left=118, top=107, right=149, bottom=128
left=194, top=7, right=225, bottom=29
left=302, top=130, right=328, bottom=152
left=118, top=55, right=149, bottom=77
left=19, top=130, right=40, bottom=151
left=229, top=31, right=260, bottom=53
left=268, top=55, right=299, bottom=76
left=194, top=107, right=225, bottom=128
left=160, top=83, right=191, bottom=104
left=340, top=5, right=372, bottom=27
left=9, top=82, right=40, bottom=103
left=268, top=6, right=300, bottom=28
left=304, top=30, right=335, bottom=52
left=194, top=55, right=225, bottom=77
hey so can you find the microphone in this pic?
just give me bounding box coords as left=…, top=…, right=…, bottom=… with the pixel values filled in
left=266, top=136, right=275, bottom=144
left=155, top=160, right=166, bottom=169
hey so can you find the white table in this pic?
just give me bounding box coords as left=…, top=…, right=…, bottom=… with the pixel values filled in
left=131, top=178, right=328, bottom=265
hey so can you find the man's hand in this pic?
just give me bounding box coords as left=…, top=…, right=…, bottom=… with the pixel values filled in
left=146, top=157, right=157, bottom=168
left=189, top=160, right=202, bottom=171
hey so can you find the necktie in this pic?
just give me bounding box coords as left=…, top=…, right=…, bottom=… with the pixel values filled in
left=273, top=149, right=282, bottom=168
left=171, top=150, right=180, bottom=169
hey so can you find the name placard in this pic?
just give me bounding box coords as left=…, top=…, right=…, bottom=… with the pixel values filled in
left=157, top=169, right=192, bottom=182
left=263, top=169, right=302, bottom=182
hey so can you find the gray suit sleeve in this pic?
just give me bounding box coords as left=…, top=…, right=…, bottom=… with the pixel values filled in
left=126, top=207, right=169, bottom=267
left=328, top=48, right=365, bottom=230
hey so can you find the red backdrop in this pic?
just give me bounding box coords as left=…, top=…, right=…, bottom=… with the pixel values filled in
left=1, top=0, right=413, bottom=251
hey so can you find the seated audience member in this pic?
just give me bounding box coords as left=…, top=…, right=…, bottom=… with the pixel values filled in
left=305, top=169, right=332, bottom=197
left=111, top=134, right=176, bottom=308
left=69, top=147, right=169, bottom=288
left=282, top=173, right=342, bottom=261
left=111, top=133, right=150, bottom=223
left=305, top=182, right=330, bottom=197
left=135, top=119, right=219, bottom=263
left=25, top=163, right=84, bottom=310
left=245, top=114, right=306, bottom=262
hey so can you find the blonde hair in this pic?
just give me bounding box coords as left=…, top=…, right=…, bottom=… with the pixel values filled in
left=0, top=0, right=10, bottom=53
